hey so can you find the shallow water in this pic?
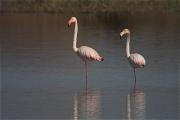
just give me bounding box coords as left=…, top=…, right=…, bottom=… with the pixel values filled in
left=1, top=13, right=179, bottom=119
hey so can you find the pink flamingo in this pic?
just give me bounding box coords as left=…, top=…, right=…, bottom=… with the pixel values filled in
left=68, top=17, right=104, bottom=87
left=120, top=29, right=145, bottom=84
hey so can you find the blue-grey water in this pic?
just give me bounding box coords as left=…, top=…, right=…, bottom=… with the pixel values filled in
left=1, top=13, right=179, bottom=119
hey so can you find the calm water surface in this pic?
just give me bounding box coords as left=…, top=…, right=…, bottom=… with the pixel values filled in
left=1, top=13, right=179, bottom=119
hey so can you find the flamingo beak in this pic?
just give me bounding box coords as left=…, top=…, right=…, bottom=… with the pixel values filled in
left=68, top=23, right=70, bottom=27
left=120, top=32, right=124, bottom=39
left=119, top=34, right=122, bottom=39
left=68, top=20, right=71, bottom=27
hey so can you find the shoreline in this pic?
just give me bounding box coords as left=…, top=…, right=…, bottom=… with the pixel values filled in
left=0, top=0, right=179, bottom=14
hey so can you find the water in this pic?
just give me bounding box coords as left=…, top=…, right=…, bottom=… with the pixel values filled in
left=1, top=12, right=179, bottom=119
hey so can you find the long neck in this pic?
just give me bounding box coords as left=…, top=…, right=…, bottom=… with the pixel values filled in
left=73, top=21, right=78, bottom=52
left=126, top=33, right=131, bottom=58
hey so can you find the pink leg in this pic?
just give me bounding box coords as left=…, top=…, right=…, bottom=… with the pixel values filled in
left=133, top=68, right=137, bottom=85
left=85, top=61, right=88, bottom=89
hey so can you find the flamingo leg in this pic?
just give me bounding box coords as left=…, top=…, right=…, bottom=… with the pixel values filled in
left=133, top=68, right=137, bottom=85
left=85, top=61, right=88, bottom=89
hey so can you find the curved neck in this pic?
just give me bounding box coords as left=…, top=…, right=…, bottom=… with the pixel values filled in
left=126, top=33, right=131, bottom=58
left=73, top=21, right=78, bottom=52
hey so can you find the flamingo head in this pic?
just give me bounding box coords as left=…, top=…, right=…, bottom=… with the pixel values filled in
left=68, top=17, right=77, bottom=27
left=120, top=28, right=130, bottom=39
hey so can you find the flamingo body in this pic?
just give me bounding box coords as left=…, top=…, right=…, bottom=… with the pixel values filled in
left=128, top=53, right=145, bottom=68
left=77, top=46, right=104, bottom=62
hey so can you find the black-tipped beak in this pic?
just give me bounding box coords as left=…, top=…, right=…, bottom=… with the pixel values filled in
left=119, top=35, right=122, bottom=39
left=67, top=21, right=71, bottom=27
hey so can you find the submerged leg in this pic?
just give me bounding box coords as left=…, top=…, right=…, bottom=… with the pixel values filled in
left=133, top=68, right=137, bottom=85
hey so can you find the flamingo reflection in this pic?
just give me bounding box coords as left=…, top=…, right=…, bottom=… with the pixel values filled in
left=127, top=87, right=146, bottom=120
left=73, top=88, right=101, bottom=119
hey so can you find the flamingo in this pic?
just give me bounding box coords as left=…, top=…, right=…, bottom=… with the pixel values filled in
left=68, top=17, right=104, bottom=87
left=120, top=29, right=145, bottom=84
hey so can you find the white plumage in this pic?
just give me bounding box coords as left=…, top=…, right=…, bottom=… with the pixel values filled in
left=77, top=46, right=103, bottom=61
left=128, top=53, right=145, bottom=68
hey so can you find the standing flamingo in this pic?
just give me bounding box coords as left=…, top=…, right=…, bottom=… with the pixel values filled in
left=120, top=29, right=145, bottom=84
left=68, top=17, right=104, bottom=88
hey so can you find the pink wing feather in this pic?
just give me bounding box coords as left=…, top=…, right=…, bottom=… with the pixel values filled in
left=77, top=46, right=103, bottom=62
